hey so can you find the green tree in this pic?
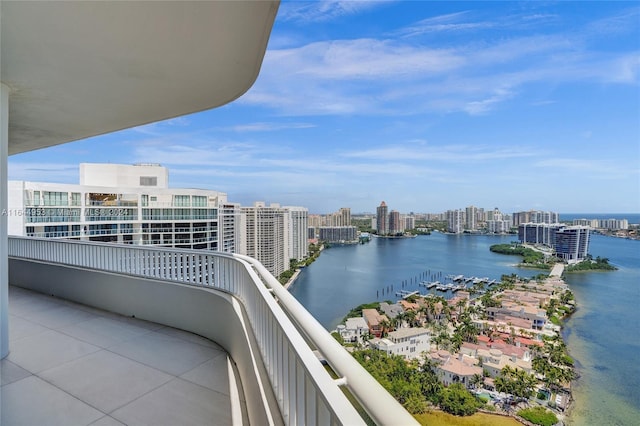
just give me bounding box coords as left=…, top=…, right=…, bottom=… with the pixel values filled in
left=517, top=406, right=559, bottom=426
left=494, top=366, right=537, bottom=399
left=438, top=383, right=481, bottom=416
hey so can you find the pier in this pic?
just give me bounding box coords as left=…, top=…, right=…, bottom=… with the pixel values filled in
left=395, top=290, right=420, bottom=299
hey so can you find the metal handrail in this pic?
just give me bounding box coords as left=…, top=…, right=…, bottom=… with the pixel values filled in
left=236, top=254, right=418, bottom=426
left=6, top=237, right=418, bottom=425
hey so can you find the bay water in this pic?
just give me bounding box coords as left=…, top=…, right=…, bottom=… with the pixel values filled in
left=288, top=231, right=640, bottom=425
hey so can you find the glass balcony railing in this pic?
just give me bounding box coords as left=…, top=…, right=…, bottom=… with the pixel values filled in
left=7, top=236, right=417, bottom=425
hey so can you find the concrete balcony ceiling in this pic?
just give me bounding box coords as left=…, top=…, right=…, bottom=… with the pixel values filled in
left=0, top=1, right=279, bottom=154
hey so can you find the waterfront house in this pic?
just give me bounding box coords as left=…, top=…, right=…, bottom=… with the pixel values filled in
left=338, top=317, right=370, bottom=344
left=362, top=309, right=388, bottom=338
left=379, top=302, right=404, bottom=319
left=479, top=348, right=532, bottom=378
left=428, top=350, right=483, bottom=388
left=370, top=327, right=431, bottom=360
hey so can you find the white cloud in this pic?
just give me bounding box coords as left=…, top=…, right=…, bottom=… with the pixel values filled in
left=534, top=159, right=635, bottom=180
left=340, top=143, right=537, bottom=163
left=243, top=23, right=637, bottom=117
left=278, top=0, right=392, bottom=23
left=8, top=163, right=79, bottom=183
left=230, top=122, right=316, bottom=132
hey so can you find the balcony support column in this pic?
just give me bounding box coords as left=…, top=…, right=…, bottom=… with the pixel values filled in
left=1, top=83, right=9, bottom=358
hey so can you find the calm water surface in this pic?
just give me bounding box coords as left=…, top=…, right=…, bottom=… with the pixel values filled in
left=289, top=232, right=640, bottom=425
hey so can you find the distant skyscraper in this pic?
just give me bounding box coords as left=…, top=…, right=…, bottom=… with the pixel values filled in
left=465, top=205, right=477, bottom=230
left=512, top=210, right=559, bottom=226
left=404, top=215, right=415, bottom=231
left=388, top=210, right=401, bottom=235
left=318, top=226, right=357, bottom=242
left=284, top=206, right=309, bottom=262
left=338, top=207, right=351, bottom=226
left=555, top=226, right=590, bottom=263
left=376, top=201, right=388, bottom=235
left=242, top=202, right=289, bottom=277
left=326, top=207, right=352, bottom=227
left=446, top=209, right=464, bottom=234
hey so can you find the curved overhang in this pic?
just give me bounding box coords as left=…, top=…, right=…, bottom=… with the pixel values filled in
left=1, top=1, right=279, bottom=155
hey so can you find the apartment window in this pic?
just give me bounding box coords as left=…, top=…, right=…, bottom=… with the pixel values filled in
left=33, top=191, right=41, bottom=206
left=174, top=195, right=190, bottom=207
left=140, top=176, right=157, bottom=186
left=43, top=191, right=68, bottom=206
left=71, top=192, right=81, bottom=206
left=150, top=196, right=157, bottom=202
left=192, top=196, right=207, bottom=207
left=44, top=225, right=69, bottom=238
left=25, top=207, right=80, bottom=223
left=174, top=208, right=191, bottom=220
left=141, top=195, right=149, bottom=207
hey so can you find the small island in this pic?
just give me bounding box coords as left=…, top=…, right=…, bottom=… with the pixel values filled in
left=489, top=243, right=617, bottom=272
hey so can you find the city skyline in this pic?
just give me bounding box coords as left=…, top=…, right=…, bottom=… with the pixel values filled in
left=7, top=1, right=639, bottom=214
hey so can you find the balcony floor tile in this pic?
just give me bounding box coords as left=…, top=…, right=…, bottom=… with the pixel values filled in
left=180, top=353, right=233, bottom=397
left=57, top=315, right=154, bottom=349
left=0, top=359, right=31, bottom=386
left=7, top=329, right=101, bottom=374
left=110, top=377, right=232, bottom=426
left=7, top=314, right=49, bottom=342
left=1, top=376, right=104, bottom=426
left=89, top=416, right=126, bottom=426
left=107, top=329, right=225, bottom=376
left=39, top=350, right=173, bottom=413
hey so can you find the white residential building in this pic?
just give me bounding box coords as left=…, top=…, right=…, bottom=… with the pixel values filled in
left=8, top=163, right=241, bottom=252
left=241, top=202, right=289, bottom=277
left=486, top=219, right=511, bottom=233
left=284, top=206, right=309, bottom=262
left=446, top=209, right=464, bottom=234
left=337, top=317, right=370, bottom=344
left=371, top=327, right=431, bottom=360
left=429, top=350, right=483, bottom=388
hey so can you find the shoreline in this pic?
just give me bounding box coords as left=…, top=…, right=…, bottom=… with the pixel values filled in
left=284, top=268, right=302, bottom=290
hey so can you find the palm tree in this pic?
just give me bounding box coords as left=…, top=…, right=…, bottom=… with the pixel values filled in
left=405, top=310, right=418, bottom=327
left=470, top=373, right=484, bottom=389
left=379, top=318, right=391, bottom=337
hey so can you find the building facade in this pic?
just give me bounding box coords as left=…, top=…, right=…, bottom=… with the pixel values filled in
left=554, top=226, right=590, bottom=262
left=518, top=223, right=590, bottom=263
left=446, top=209, right=464, bottom=234
left=388, top=210, right=402, bottom=235
left=376, top=201, right=388, bottom=235
left=318, top=226, right=357, bottom=242
left=284, top=206, right=309, bottom=261
left=518, top=223, right=564, bottom=247
left=241, top=202, right=289, bottom=277
left=8, top=163, right=241, bottom=252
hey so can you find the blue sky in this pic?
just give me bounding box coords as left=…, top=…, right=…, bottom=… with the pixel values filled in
left=8, top=1, right=640, bottom=214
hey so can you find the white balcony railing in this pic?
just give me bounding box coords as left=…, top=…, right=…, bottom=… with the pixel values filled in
left=7, top=236, right=417, bottom=426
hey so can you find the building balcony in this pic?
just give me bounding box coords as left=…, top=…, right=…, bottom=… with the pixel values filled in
left=3, top=237, right=417, bottom=425
left=3, top=285, right=243, bottom=426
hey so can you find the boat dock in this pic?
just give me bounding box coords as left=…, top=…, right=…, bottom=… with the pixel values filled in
left=395, top=290, right=420, bottom=299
